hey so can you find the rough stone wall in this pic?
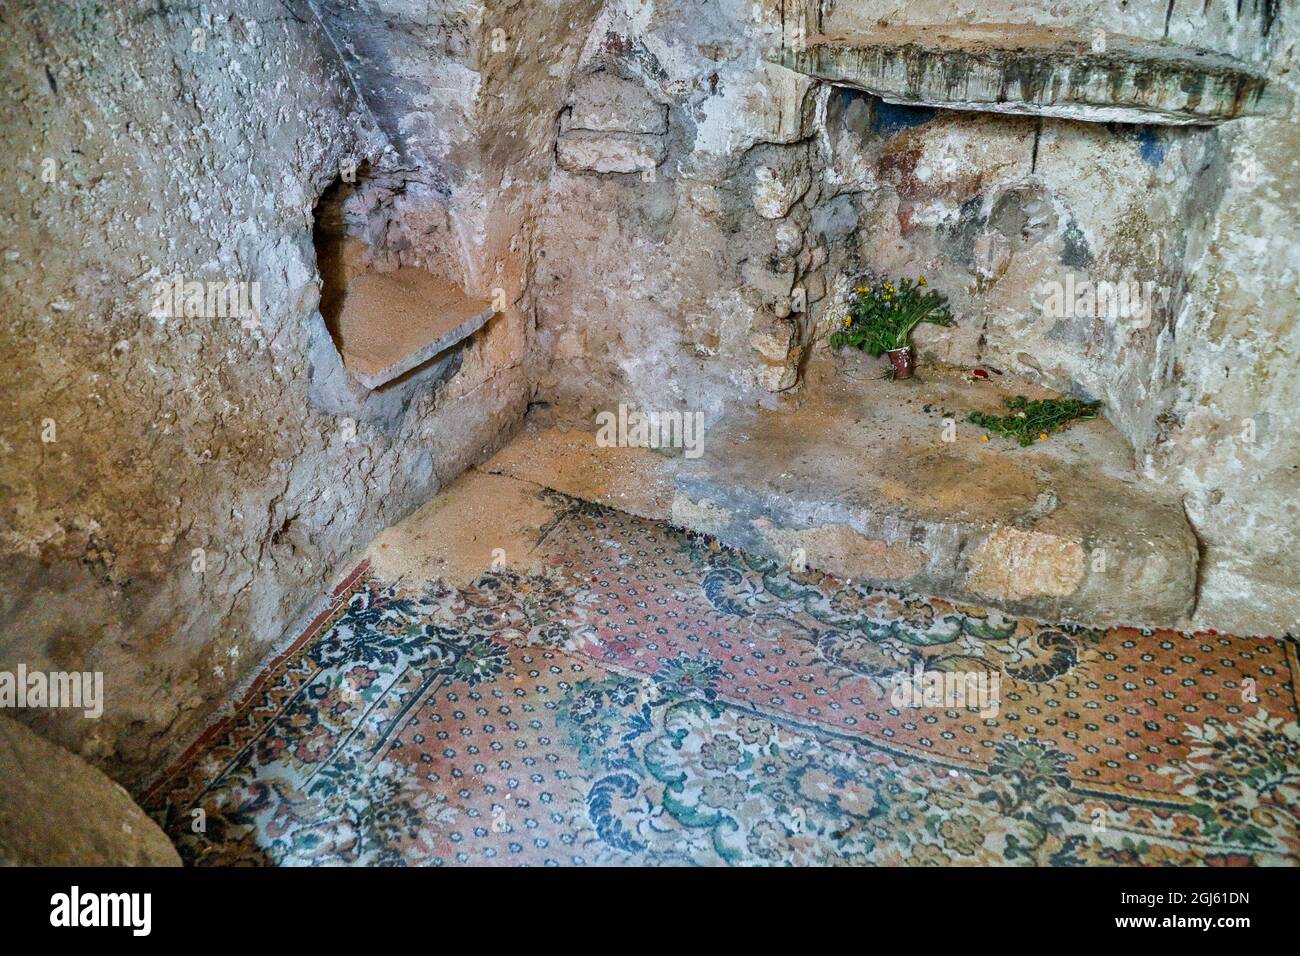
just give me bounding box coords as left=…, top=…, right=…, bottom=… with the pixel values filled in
left=535, top=0, right=820, bottom=420
left=0, top=0, right=547, bottom=790
left=1153, top=31, right=1300, bottom=637
left=534, top=0, right=1256, bottom=430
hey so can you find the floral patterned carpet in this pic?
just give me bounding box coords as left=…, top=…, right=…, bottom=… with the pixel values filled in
left=145, top=491, right=1300, bottom=866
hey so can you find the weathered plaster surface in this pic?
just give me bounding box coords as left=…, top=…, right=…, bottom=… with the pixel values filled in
left=534, top=0, right=821, bottom=419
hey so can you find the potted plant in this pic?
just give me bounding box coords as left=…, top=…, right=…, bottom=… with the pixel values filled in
left=829, top=275, right=952, bottom=379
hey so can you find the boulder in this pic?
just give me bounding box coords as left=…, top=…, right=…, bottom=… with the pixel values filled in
left=0, top=716, right=181, bottom=866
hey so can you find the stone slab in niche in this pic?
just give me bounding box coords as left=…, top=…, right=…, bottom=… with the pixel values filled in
left=556, top=129, right=667, bottom=174
left=563, top=73, right=669, bottom=134
left=331, top=269, right=495, bottom=390
left=772, top=24, right=1272, bottom=126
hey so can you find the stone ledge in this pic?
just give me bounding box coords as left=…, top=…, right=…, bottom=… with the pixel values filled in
left=772, top=24, right=1272, bottom=126
left=556, top=130, right=667, bottom=174
left=486, top=367, right=1199, bottom=630
left=330, top=269, right=496, bottom=390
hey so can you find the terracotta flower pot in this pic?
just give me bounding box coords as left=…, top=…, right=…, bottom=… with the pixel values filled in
left=886, top=346, right=915, bottom=379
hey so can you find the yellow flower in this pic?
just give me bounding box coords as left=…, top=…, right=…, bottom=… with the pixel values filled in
left=981, top=435, right=990, bottom=442
left=1038, top=433, right=1049, bottom=441
left=919, top=276, right=927, bottom=286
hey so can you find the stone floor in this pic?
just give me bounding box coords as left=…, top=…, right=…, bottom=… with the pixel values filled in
left=143, top=470, right=1300, bottom=866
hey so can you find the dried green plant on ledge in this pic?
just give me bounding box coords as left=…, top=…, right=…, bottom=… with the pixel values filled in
left=829, top=276, right=953, bottom=355
left=970, top=395, right=1103, bottom=446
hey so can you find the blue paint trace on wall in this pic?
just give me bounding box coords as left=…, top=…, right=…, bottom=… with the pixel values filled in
left=1136, top=127, right=1165, bottom=167
left=871, top=100, right=939, bottom=135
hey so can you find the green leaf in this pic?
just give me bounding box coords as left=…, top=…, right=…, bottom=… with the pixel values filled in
left=969, top=396, right=1102, bottom=447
